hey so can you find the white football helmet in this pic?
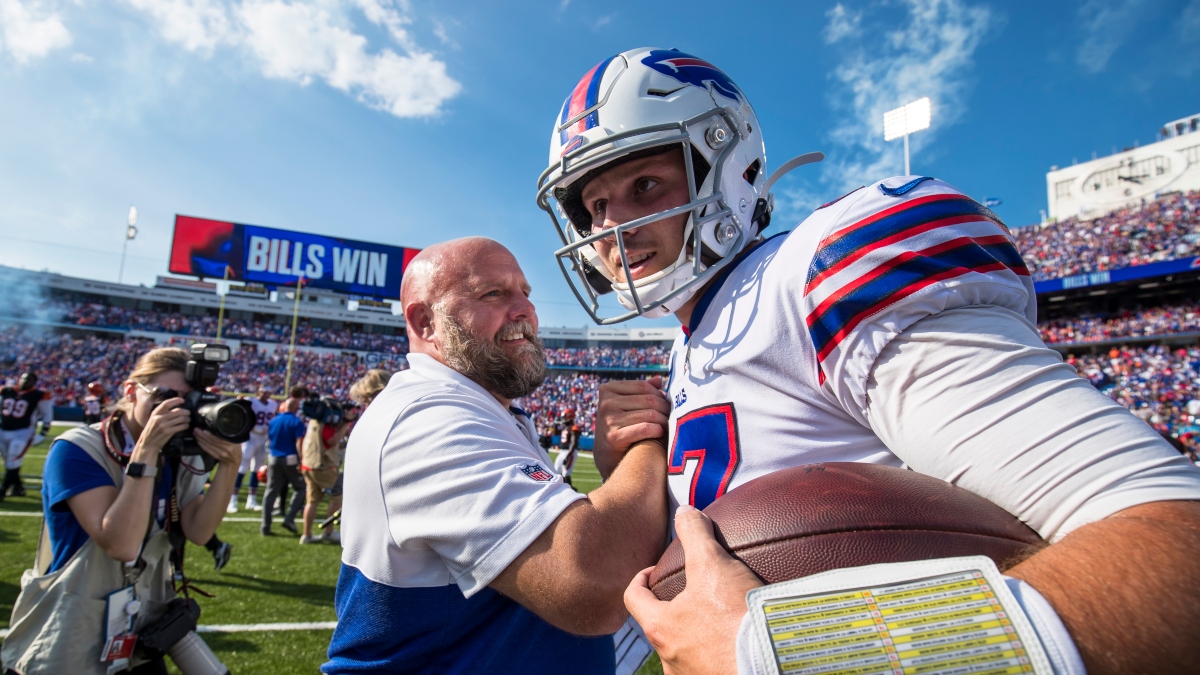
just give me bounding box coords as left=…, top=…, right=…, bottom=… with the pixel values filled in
left=536, top=47, right=821, bottom=324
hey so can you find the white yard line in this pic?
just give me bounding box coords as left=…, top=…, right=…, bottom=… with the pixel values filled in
left=197, top=622, right=337, bottom=633
left=0, top=512, right=266, bottom=523
left=0, top=623, right=337, bottom=639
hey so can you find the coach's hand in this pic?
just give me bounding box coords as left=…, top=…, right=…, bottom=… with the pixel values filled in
left=593, top=376, right=671, bottom=479
left=625, top=506, right=763, bottom=675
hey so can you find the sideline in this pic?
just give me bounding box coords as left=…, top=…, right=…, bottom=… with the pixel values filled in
left=0, top=623, right=338, bottom=639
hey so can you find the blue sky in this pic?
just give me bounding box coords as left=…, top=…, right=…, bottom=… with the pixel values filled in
left=0, top=0, right=1197, bottom=327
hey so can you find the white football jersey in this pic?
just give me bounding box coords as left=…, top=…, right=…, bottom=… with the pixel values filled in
left=665, top=176, right=1035, bottom=510
left=250, top=397, right=279, bottom=435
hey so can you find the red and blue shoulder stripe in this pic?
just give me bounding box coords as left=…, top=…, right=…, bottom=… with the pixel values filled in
left=804, top=190, right=1029, bottom=366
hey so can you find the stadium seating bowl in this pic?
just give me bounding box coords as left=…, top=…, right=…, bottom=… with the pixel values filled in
left=648, top=462, right=1044, bottom=601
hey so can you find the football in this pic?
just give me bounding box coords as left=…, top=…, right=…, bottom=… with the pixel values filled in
left=649, top=463, right=1043, bottom=601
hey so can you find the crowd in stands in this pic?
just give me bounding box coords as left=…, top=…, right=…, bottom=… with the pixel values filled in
left=1070, top=345, right=1200, bottom=445
left=3, top=300, right=409, bottom=353
left=1012, top=190, right=1200, bottom=281
left=0, top=327, right=142, bottom=407
left=543, top=345, right=670, bottom=369
left=518, top=373, right=608, bottom=440
left=1039, top=301, right=1200, bottom=344
left=0, top=327, right=407, bottom=406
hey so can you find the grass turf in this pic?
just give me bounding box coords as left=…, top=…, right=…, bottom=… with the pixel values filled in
left=0, top=429, right=663, bottom=674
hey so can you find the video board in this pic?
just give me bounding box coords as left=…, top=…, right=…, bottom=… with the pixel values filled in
left=168, top=215, right=419, bottom=299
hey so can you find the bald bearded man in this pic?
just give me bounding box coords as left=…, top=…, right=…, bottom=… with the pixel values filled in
left=324, top=238, right=670, bottom=675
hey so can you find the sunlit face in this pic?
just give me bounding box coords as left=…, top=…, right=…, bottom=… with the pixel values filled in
left=126, top=370, right=191, bottom=429
left=435, top=246, right=546, bottom=400
left=581, top=148, right=691, bottom=284
left=443, top=247, right=539, bottom=359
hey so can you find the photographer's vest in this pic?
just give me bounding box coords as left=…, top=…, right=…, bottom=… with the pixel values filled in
left=301, top=420, right=340, bottom=472
left=1, top=426, right=180, bottom=675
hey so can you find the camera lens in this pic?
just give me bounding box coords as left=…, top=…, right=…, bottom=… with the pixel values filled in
left=196, top=399, right=256, bottom=443
left=213, top=403, right=249, bottom=437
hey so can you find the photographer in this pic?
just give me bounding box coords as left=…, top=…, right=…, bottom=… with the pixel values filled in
left=1, top=347, right=241, bottom=675
left=348, top=369, right=389, bottom=410
left=299, top=398, right=353, bottom=544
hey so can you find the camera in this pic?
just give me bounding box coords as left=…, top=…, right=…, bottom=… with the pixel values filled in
left=162, top=343, right=255, bottom=460
left=302, top=394, right=355, bottom=425
left=137, top=597, right=230, bottom=675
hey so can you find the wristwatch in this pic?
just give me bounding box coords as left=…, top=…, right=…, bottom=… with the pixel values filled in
left=125, top=462, right=159, bottom=479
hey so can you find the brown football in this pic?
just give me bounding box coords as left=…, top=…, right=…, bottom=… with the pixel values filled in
left=649, top=462, right=1043, bottom=601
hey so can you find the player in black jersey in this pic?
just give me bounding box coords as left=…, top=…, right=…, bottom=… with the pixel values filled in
left=0, top=372, right=54, bottom=499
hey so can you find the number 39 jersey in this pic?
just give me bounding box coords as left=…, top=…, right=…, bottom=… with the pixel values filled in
left=664, top=177, right=1035, bottom=510
left=250, top=397, right=280, bottom=435
left=1, top=387, right=50, bottom=431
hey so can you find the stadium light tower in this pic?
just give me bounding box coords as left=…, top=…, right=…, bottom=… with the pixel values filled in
left=118, top=206, right=138, bottom=284
left=884, top=97, right=931, bottom=175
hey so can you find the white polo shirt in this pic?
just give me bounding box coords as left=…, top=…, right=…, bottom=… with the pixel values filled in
left=326, top=352, right=614, bottom=674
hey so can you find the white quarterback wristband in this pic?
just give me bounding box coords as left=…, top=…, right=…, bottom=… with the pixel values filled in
left=735, top=556, right=1086, bottom=675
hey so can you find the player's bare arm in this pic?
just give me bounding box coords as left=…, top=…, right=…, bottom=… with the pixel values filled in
left=491, top=438, right=669, bottom=635
left=592, top=376, right=671, bottom=479
left=1008, top=500, right=1200, bottom=673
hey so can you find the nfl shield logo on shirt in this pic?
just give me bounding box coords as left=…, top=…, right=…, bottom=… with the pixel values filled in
left=520, top=464, right=554, bottom=482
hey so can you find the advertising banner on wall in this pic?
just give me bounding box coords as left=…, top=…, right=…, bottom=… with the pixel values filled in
left=169, top=215, right=419, bottom=299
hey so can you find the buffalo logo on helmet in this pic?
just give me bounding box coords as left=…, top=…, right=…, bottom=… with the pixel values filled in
left=520, top=464, right=555, bottom=482
left=641, top=49, right=743, bottom=104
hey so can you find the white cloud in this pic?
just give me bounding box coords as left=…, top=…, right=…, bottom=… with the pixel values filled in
left=823, top=3, right=862, bottom=44
left=1075, top=0, right=1149, bottom=74
left=0, top=0, right=72, bottom=63
left=125, top=0, right=461, bottom=118
left=235, top=0, right=459, bottom=117
left=814, top=0, right=993, bottom=192
left=69, top=51, right=91, bottom=62
left=123, top=0, right=233, bottom=54
left=593, top=14, right=612, bottom=29
left=349, top=0, right=412, bottom=48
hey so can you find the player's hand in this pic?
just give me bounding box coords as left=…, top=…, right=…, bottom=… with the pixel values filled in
left=625, top=506, right=763, bottom=675
left=32, top=434, right=46, bottom=446
left=134, top=398, right=191, bottom=459
left=594, top=376, right=671, bottom=479
left=195, top=429, right=242, bottom=468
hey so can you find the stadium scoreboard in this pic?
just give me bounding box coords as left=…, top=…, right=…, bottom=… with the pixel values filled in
left=169, top=215, right=420, bottom=300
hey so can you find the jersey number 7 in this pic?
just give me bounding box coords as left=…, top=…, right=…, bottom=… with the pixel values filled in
left=668, top=403, right=741, bottom=510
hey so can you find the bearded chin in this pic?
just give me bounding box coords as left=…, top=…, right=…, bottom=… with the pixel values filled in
left=439, top=315, right=547, bottom=400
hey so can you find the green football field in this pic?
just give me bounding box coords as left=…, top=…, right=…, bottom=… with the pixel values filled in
left=0, top=426, right=662, bottom=674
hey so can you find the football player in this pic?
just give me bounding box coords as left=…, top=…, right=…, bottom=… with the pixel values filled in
left=554, top=407, right=580, bottom=485
left=82, top=381, right=106, bottom=425
left=536, top=48, right=1200, bottom=673
left=230, top=386, right=279, bottom=512
left=0, top=371, right=54, bottom=499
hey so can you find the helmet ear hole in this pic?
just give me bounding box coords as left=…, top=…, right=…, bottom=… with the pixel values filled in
left=743, top=159, right=761, bottom=186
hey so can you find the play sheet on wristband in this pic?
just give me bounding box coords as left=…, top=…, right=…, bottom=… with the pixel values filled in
left=745, top=556, right=1053, bottom=675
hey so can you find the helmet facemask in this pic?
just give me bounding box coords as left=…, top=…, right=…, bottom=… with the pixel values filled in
left=537, top=106, right=755, bottom=324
